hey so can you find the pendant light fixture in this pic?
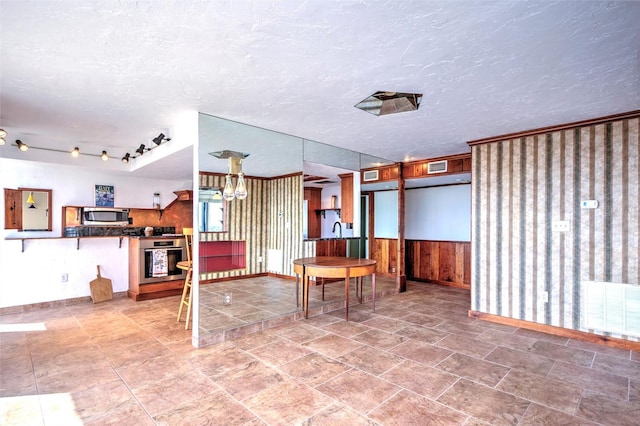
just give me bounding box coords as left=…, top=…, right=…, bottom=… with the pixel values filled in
left=26, top=192, right=36, bottom=208
left=210, top=150, right=250, bottom=201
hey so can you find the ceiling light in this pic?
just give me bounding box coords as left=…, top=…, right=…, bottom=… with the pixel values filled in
left=101, top=151, right=109, bottom=161
left=0, top=129, right=6, bottom=138
left=26, top=191, right=36, bottom=208
left=355, top=91, right=422, bottom=116
left=152, top=133, right=165, bottom=145
left=136, top=144, right=145, bottom=155
left=71, top=147, right=80, bottom=157
left=211, top=151, right=251, bottom=201
left=121, top=153, right=130, bottom=163
left=16, top=140, right=29, bottom=151
left=0, top=138, right=5, bottom=146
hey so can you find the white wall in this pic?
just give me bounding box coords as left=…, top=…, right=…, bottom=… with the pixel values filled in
left=319, top=174, right=360, bottom=239
left=0, top=158, right=190, bottom=308
left=374, top=190, right=398, bottom=238
left=405, top=184, right=471, bottom=241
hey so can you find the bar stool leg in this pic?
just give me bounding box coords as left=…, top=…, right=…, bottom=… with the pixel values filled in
left=177, top=268, right=192, bottom=328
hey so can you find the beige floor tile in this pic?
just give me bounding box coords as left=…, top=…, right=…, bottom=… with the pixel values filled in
left=301, top=403, right=377, bottom=425
left=131, top=369, right=219, bottom=417
left=244, top=380, right=333, bottom=425
left=280, top=352, right=352, bottom=387
left=519, top=403, right=598, bottom=425
left=547, top=360, right=630, bottom=400
left=352, top=328, right=409, bottom=349
left=394, top=323, right=449, bottom=343
left=437, top=379, right=530, bottom=425
left=303, top=333, right=364, bottom=358
left=154, top=391, right=257, bottom=425
left=321, top=319, right=371, bottom=338
left=336, top=344, right=405, bottom=376
left=526, top=340, right=595, bottom=367
left=593, top=353, right=640, bottom=380
left=213, top=359, right=286, bottom=401
left=484, top=346, right=555, bottom=376
left=436, top=333, right=497, bottom=359
left=389, top=339, right=452, bottom=366
left=496, top=369, right=582, bottom=414
left=381, top=359, right=458, bottom=398
left=369, top=389, right=468, bottom=425
left=576, top=390, right=640, bottom=425
left=435, top=352, right=510, bottom=387
left=316, top=369, right=400, bottom=414
left=249, top=339, right=312, bottom=366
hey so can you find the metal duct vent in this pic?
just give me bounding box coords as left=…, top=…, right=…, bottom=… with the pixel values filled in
left=427, top=160, right=447, bottom=174
left=363, top=170, right=379, bottom=182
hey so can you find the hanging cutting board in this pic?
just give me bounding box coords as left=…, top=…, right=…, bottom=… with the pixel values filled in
left=90, top=265, right=113, bottom=303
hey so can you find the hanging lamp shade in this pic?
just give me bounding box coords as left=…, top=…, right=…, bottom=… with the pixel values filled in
left=26, top=192, right=36, bottom=208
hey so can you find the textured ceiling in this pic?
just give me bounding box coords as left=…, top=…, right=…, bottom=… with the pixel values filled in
left=1, top=1, right=639, bottom=181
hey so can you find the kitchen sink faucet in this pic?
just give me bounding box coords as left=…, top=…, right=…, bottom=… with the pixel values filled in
left=332, top=221, right=342, bottom=238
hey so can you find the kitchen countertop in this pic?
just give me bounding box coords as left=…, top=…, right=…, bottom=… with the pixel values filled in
left=304, top=237, right=360, bottom=241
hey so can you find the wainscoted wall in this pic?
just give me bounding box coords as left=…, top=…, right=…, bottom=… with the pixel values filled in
left=371, top=237, right=398, bottom=276
left=199, top=173, right=303, bottom=280
left=406, top=240, right=471, bottom=289
left=470, top=112, right=639, bottom=342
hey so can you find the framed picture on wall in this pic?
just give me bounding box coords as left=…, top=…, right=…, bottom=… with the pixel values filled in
left=95, top=185, right=115, bottom=207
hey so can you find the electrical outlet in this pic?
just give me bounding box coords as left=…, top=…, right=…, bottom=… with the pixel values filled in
left=391, top=266, right=396, bottom=273
left=257, top=256, right=263, bottom=263
left=61, top=273, right=68, bottom=283
left=542, top=291, right=548, bottom=303
left=551, top=221, right=569, bottom=232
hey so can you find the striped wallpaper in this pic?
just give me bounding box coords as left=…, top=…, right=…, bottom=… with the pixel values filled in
left=471, top=114, right=639, bottom=341
left=199, top=173, right=303, bottom=280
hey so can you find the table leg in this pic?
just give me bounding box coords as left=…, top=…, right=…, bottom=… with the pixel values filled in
left=345, top=269, right=350, bottom=321
left=372, top=273, right=376, bottom=313
left=304, top=269, right=310, bottom=319
left=295, top=273, right=300, bottom=308
left=358, top=276, right=363, bottom=304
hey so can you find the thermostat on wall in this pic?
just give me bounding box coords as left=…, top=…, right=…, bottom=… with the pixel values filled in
left=581, top=200, right=599, bottom=209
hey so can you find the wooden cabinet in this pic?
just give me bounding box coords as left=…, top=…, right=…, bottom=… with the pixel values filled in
left=173, top=190, right=193, bottom=201
left=402, top=153, right=471, bottom=179
left=62, top=206, right=82, bottom=228
left=304, top=187, right=322, bottom=239
left=338, top=173, right=354, bottom=223
left=4, top=188, right=22, bottom=230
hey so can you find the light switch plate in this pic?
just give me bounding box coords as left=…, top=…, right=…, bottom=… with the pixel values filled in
left=581, top=200, right=599, bottom=209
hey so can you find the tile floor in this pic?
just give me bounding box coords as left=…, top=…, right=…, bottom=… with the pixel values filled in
left=1, top=280, right=639, bottom=425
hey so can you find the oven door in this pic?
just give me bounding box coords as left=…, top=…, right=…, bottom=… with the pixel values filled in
left=139, top=245, right=186, bottom=284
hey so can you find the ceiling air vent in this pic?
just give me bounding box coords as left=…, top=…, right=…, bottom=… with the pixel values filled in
left=427, top=160, right=447, bottom=174
left=363, top=170, right=379, bottom=182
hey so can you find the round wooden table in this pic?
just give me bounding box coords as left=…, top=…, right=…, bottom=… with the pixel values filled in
left=293, top=256, right=376, bottom=320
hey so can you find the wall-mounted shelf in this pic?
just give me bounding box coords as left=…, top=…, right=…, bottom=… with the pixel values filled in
left=316, top=209, right=341, bottom=219
left=6, top=236, right=126, bottom=252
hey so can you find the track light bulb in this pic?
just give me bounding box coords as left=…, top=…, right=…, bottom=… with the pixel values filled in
left=101, top=151, right=109, bottom=161
left=71, top=147, right=80, bottom=157
left=0, top=129, right=6, bottom=138
left=136, top=144, right=145, bottom=155
left=121, top=153, right=130, bottom=163
left=16, top=140, right=29, bottom=151
left=0, top=138, right=5, bottom=146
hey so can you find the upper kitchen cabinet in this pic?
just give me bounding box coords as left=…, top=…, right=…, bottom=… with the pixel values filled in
left=4, top=187, right=52, bottom=231
left=339, top=173, right=354, bottom=223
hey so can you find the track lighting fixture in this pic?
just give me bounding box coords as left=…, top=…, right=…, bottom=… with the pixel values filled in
left=16, top=140, right=29, bottom=151
left=0, top=128, right=6, bottom=145
left=101, top=151, right=109, bottom=161
left=71, top=147, right=80, bottom=157
left=136, top=144, right=146, bottom=155
left=152, top=133, right=165, bottom=145
left=121, top=153, right=130, bottom=163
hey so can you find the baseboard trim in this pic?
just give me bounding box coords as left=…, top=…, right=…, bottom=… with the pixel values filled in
left=0, top=291, right=129, bottom=316
left=468, top=310, right=640, bottom=351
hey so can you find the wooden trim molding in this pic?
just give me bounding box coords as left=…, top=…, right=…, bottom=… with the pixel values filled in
left=468, top=310, right=640, bottom=351
left=467, top=109, right=640, bottom=146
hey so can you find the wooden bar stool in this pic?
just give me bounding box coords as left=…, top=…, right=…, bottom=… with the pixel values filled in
left=176, top=228, right=193, bottom=329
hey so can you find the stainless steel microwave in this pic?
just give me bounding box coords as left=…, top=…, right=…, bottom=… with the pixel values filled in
left=82, top=207, right=130, bottom=226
